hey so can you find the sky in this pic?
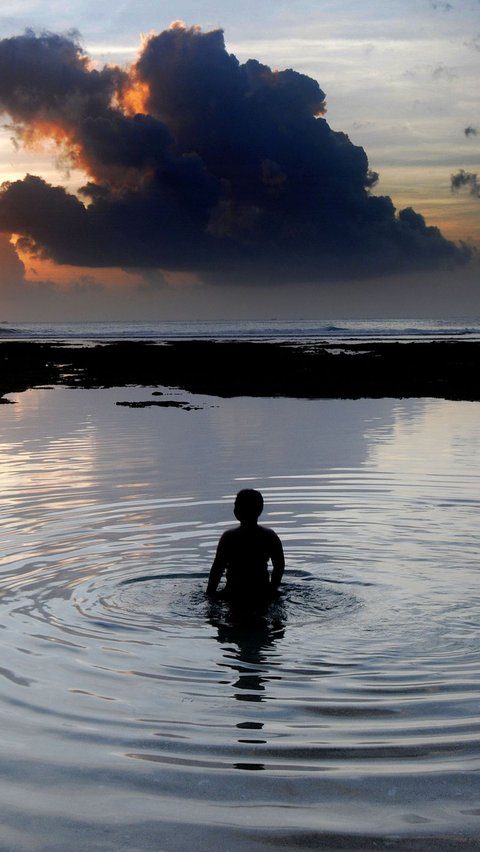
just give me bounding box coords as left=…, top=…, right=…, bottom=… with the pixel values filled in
left=0, top=0, right=478, bottom=320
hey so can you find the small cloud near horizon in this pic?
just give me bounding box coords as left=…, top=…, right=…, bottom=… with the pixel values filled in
left=451, top=169, right=480, bottom=198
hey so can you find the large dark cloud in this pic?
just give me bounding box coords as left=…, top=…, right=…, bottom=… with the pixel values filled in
left=0, top=24, right=470, bottom=283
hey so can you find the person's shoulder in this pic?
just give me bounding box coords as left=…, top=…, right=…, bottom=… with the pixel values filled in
left=258, top=525, right=281, bottom=541
left=219, top=526, right=240, bottom=541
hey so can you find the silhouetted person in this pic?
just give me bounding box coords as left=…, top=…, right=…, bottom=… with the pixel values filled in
left=207, top=489, right=284, bottom=607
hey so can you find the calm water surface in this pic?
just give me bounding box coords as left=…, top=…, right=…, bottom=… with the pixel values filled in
left=1, top=387, right=479, bottom=850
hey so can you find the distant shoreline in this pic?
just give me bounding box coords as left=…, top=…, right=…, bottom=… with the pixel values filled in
left=0, top=339, right=479, bottom=402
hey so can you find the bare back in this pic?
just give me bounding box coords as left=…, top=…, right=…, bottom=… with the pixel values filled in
left=207, top=522, right=284, bottom=600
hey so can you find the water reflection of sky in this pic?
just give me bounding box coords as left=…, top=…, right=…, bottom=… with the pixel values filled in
left=1, top=387, right=478, bottom=590
left=1, top=388, right=478, bottom=589
left=1, top=387, right=480, bottom=847
left=370, top=398, right=480, bottom=479
left=1, top=386, right=427, bottom=496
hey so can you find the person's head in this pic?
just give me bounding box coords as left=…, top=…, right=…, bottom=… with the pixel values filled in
left=234, top=489, right=264, bottom=524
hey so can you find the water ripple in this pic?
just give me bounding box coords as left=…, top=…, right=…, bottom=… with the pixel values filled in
left=1, top=389, right=480, bottom=847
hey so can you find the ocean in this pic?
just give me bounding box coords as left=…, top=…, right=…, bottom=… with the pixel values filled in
left=0, top=325, right=479, bottom=849
left=1, top=316, right=480, bottom=342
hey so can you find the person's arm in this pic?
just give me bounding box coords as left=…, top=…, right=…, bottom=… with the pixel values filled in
left=270, top=532, right=285, bottom=590
left=206, top=534, right=228, bottom=596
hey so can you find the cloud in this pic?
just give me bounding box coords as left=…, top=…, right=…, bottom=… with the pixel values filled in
left=432, top=64, right=456, bottom=80
left=465, top=33, right=480, bottom=52
left=451, top=169, right=480, bottom=197
left=0, top=233, right=26, bottom=293
left=0, top=24, right=470, bottom=285
left=0, top=232, right=61, bottom=315
left=464, top=126, right=478, bottom=136
left=429, top=1, right=453, bottom=10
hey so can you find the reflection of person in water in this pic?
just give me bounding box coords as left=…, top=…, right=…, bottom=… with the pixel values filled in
left=206, top=489, right=284, bottom=605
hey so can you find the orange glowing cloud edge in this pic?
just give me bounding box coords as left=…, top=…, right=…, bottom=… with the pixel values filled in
left=9, top=235, right=201, bottom=290
left=1, top=32, right=201, bottom=290
left=6, top=21, right=203, bottom=169
left=16, top=122, right=87, bottom=182
left=120, top=77, right=150, bottom=117
left=10, top=234, right=138, bottom=288
left=6, top=33, right=154, bottom=184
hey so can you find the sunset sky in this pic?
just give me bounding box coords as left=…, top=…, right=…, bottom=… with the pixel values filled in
left=0, top=0, right=478, bottom=320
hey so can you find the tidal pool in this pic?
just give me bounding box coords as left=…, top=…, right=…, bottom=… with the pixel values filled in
left=1, top=386, right=479, bottom=850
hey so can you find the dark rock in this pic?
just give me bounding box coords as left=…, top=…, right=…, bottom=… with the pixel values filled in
left=0, top=339, right=478, bottom=401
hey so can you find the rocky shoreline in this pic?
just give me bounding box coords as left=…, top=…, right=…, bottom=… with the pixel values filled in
left=0, top=339, right=479, bottom=402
